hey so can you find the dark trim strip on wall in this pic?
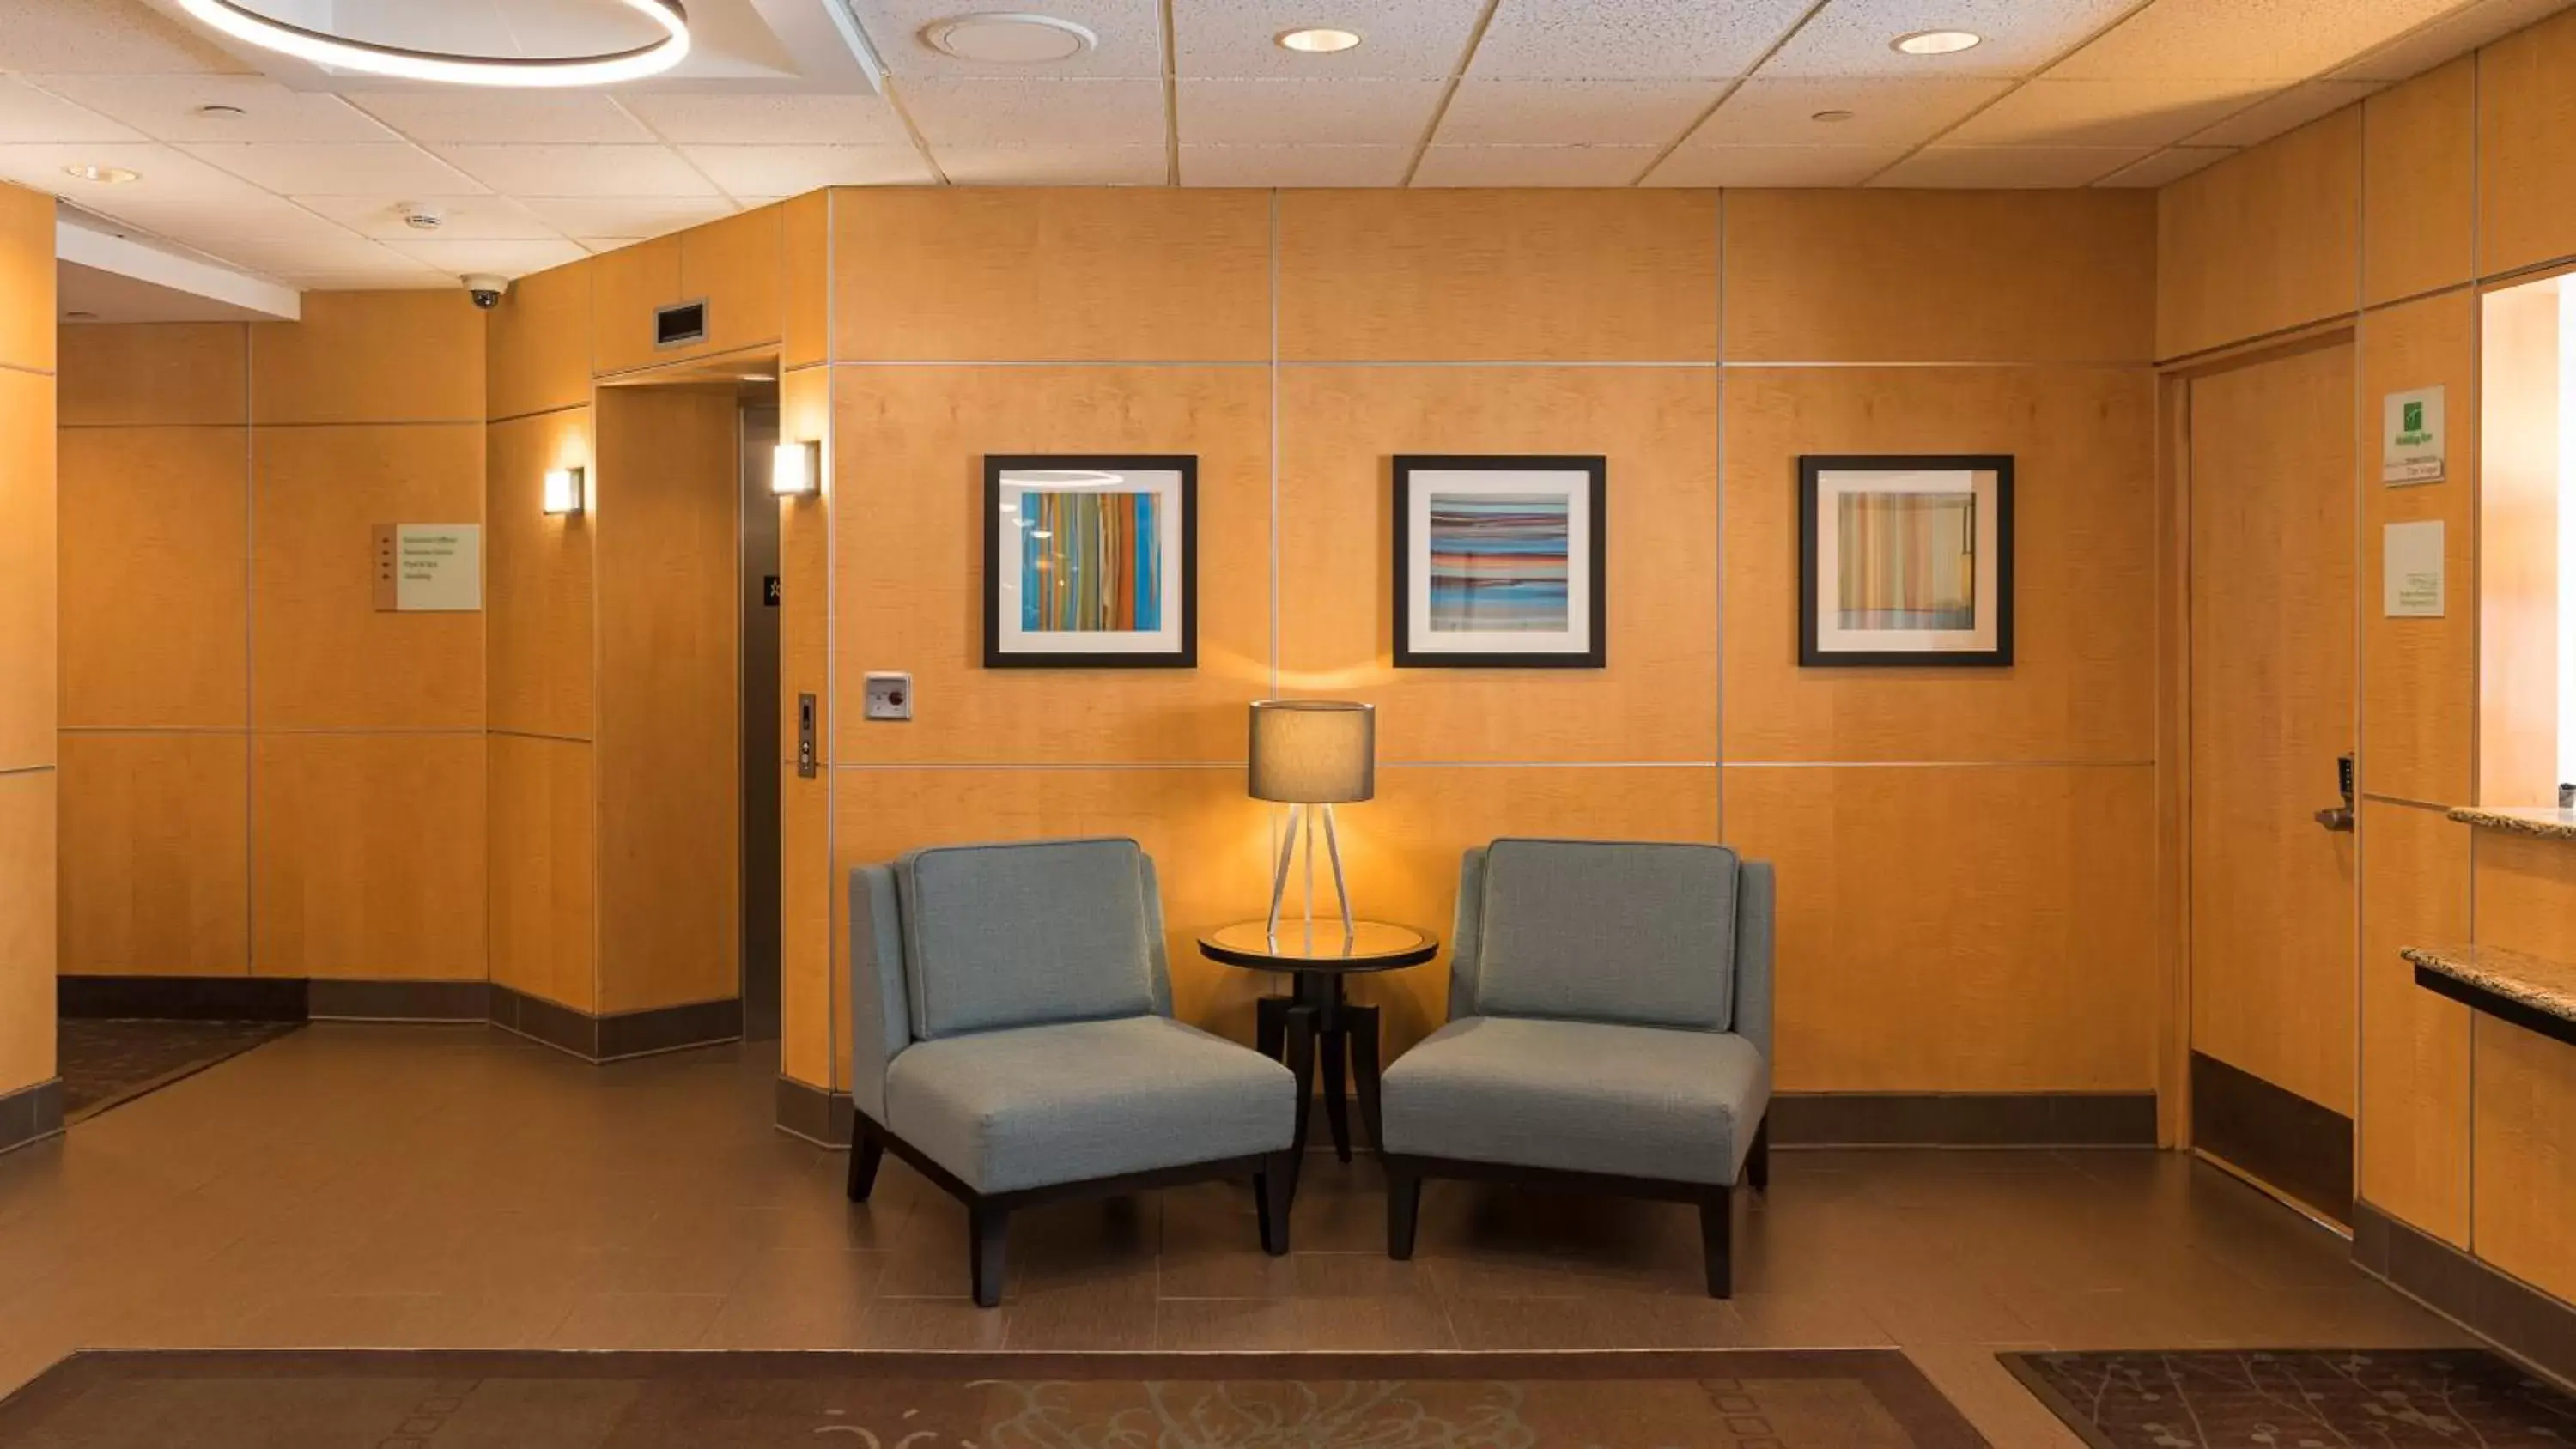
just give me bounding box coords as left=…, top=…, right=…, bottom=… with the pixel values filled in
left=2355, top=1201, right=2576, bottom=1389
left=0, top=1078, right=64, bottom=1158
left=775, top=1076, right=854, bottom=1148
left=2190, top=1051, right=2354, bottom=1225
left=489, top=985, right=744, bottom=1064
left=60, top=974, right=308, bottom=1022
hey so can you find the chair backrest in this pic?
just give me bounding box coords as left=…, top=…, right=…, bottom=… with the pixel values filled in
left=892, top=838, right=1167, bottom=1040
left=1454, top=838, right=1744, bottom=1033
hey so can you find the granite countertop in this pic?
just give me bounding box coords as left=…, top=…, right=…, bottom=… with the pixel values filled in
left=2447, top=804, right=2576, bottom=840
left=2403, top=943, right=2576, bottom=1028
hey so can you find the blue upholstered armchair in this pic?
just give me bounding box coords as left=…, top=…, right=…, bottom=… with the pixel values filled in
left=1377, top=839, right=1774, bottom=1297
left=845, top=838, right=1300, bottom=1306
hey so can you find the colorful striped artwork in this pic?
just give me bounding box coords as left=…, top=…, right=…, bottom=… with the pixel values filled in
left=1018, top=491, right=1163, bottom=633
left=1427, top=493, right=1571, bottom=633
left=1837, top=491, right=1976, bottom=631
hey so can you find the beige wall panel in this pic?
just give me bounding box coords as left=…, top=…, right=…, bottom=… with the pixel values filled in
left=1726, top=763, right=2158, bottom=1094
left=57, top=731, right=248, bottom=976
left=782, top=191, right=829, bottom=371
left=251, top=290, right=484, bottom=425
left=58, top=427, right=249, bottom=729
left=0, top=183, right=52, bottom=376
left=780, top=761, right=832, bottom=1089
left=251, top=731, right=486, bottom=979
left=2360, top=292, right=2477, bottom=806
left=251, top=423, right=485, bottom=731
left=2157, top=109, right=2362, bottom=359
left=1277, top=367, right=1718, bottom=763
left=2477, top=7, right=2576, bottom=280
left=0, top=370, right=56, bottom=771
left=2363, top=58, right=2476, bottom=306
left=2356, top=800, right=2472, bottom=1244
left=1722, top=367, right=2155, bottom=763
left=1279, top=190, right=1717, bottom=362
left=2477, top=281, right=2560, bottom=806
left=677, top=203, right=783, bottom=359
left=59, top=324, right=246, bottom=427
left=488, top=731, right=594, bottom=1013
left=589, top=236, right=684, bottom=377
left=831, top=189, right=1271, bottom=362
left=831, top=366, right=1270, bottom=764
left=486, top=409, right=594, bottom=740
left=1723, top=191, right=2154, bottom=364
left=0, top=774, right=56, bottom=1094
left=2472, top=1016, right=2576, bottom=1305
left=486, top=260, right=592, bottom=421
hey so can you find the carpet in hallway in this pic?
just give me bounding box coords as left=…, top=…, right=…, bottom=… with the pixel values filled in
left=2002, top=1347, right=2576, bottom=1446
left=56, top=1020, right=302, bottom=1122
left=0, top=1349, right=1988, bottom=1446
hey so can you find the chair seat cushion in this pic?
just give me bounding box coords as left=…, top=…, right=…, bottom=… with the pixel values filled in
left=885, top=1016, right=1297, bottom=1194
left=1380, top=1016, right=1767, bottom=1186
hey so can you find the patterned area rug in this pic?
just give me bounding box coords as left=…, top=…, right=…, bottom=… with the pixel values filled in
left=0, top=1349, right=1989, bottom=1446
left=57, top=1020, right=302, bottom=1122
left=2001, top=1348, right=2576, bottom=1447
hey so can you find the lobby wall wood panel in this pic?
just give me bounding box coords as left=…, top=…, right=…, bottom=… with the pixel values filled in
left=2476, top=6, right=2576, bottom=281
left=488, top=731, right=595, bottom=1014
left=486, top=409, right=594, bottom=741
left=1721, top=366, right=2156, bottom=764
left=783, top=191, right=829, bottom=371
left=56, top=427, right=249, bottom=730
left=1277, top=190, right=1717, bottom=362
left=1722, top=191, right=2154, bottom=364
left=2157, top=109, right=2363, bottom=360
left=2471, top=1018, right=2576, bottom=1307
left=2363, top=58, right=2476, bottom=306
left=0, top=183, right=54, bottom=375
left=56, top=732, right=249, bottom=977
left=591, top=237, right=684, bottom=377
left=1276, top=367, right=1717, bottom=763
left=2359, top=291, right=2477, bottom=807
left=677, top=204, right=784, bottom=361
left=830, top=189, right=1270, bottom=362
left=250, top=732, right=486, bottom=980
left=1722, top=763, right=2157, bottom=1094
left=2476, top=280, right=2559, bottom=808
left=486, top=260, right=592, bottom=421
left=58, top=324, right=245, bottom=427
left=250, top=423, right=485, bottom=731
left=0, top=184, right=50, bottom=1099
left=0, top=775, right=56, bottom=1094
left=0, top=367, right=58, bottom=774
left=780, top=363, right=833, bottom=1088
left=2357, top=800, right=2472, bottom=1244
left=250, top=291, right=483, bottom=426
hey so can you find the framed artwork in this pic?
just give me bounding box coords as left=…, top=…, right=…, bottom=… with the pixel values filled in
left=1393, top=454, right=1606, bottom=669
left=984, top=454, right=1197, bottom=669
left=1798, top=454, right=2014, bottom=668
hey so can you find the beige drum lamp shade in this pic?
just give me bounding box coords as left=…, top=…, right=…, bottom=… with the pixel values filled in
left=1248, top=700, right=1375, bottom=804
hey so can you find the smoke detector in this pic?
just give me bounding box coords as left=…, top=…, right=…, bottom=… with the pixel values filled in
left=925, top=13, right=1097, bottom=63
left=398, top=203, right=445, bottom=232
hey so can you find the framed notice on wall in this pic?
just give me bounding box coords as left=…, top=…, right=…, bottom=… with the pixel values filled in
left=372, top=524, right=482, bottom=612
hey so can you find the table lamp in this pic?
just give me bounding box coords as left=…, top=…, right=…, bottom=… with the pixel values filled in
left=1249, top=700, right=1375, bottom=942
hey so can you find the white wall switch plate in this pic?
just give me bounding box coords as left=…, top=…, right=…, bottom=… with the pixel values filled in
left=864, top=671, right=913, bottom=721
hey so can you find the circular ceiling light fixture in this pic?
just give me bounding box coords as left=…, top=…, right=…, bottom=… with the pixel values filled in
left=64, top=163, right=140, bottom=185
left=1277, top=27, right=1361, bottom=53
left=925, top=13, right=1098, bottom=63
left=1891, top=29, right=1983, bottom=56
left=173, top=0, right=691, bottom=88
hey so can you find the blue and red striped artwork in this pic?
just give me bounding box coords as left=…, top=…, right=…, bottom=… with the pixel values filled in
left=1019, top=491, right=1163, bottom=633
left=1426, top=493, right=1571, bottom=633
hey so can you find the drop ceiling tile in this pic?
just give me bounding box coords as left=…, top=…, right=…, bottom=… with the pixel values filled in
left=933, top=144, right=1170, bottom=185
left=182, top=142, right=484, bottom=196
left=2186, top=78, right=2381, bottom=145
left=679, top=144, right=937, bottom=194
left=1178, top=78, right=1445, bottom=146
left=196, top=229, right=428, bottom=279
left=1171, top=0, right=1485, bottom=78
left=380, top=236, right=591, bottom=276
left=900, top=77, right=1168, bottom=147
left=2334, top=0, right=2572, bottom=80
left=1870, top=143, right=2151, bottom=187
left=0, top=140, right=257, bottom=205
left=1409, top=144, right=1659, bottom=186
left=109, top=191, right=365, bottom=246
left=852, top=0, right=1164, bottom=77
left=1644, top=142, right=1910, bottom=186
left=1686, top=76, right=2009, bottom=146
left=33, top=75, right=395, bottom=142
left=1178, top=143, right=1413, bottom=185
left=0, top=0, right=252, bottom=74
left=2050, top=0, right=2469, bottom=82
left=0, top=79, right=141, bottom=144
left=1436, top=79, right=1722, bottom=145
left=1762, top=0, right=2143, bottom=78
left=516, top=195, right=739, bottom=239
left=1468, top=0, right=1815, bottom=78
left=576, top=238, right=644, bottom=254
left=426, top=144, right=719, bottom=197
left=2093, top=144, right=2239, bottom=186
left=1945, top=76, right=2277, bottom=148
left=617, top=93, right=912, bottom=145
left=282, top=269, right=456, bottom=291
left=291, top=194, right=562, bottom=241
left=350, top=93, right=653, bottom=144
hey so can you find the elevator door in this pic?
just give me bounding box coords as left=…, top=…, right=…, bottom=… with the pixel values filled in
left=740, top=406, right=782, bottom=1041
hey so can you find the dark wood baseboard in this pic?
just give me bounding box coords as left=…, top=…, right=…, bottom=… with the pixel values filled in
left=1770, top=1091, right=2158, bottom=1147
left=488, top=984, right=743, bottom=1064
left=60, top=974, right=308, bottom=1022
left=307, top=979, right=492, bottom=1022
left=775, top=1076, right=854, bottom=1148
left=2190, top=1051, right=2353, bottom=1224
left=0, top=1077, right=63, bottom=1156
left=2354, top=1200, right=2576, bottom=1388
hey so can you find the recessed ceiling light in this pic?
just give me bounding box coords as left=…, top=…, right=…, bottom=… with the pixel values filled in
left=173, top=0, right=690, bottom=87
left=1891, top=29, right=1982, bottom=56
left=64, top=311, right=98, bottom=321
left=63, top=164, right=139, bottom=185
left=1811, top=109, right=1856, bottom=123
left=194, top=102, right=246, bottom=118
left=1277, top=27, right=1362, bottom=53
left=925, top=13, right=1098, bottom=63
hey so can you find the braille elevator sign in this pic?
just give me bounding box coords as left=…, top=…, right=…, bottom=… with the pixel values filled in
left=372, top=524, right=483, bottom=612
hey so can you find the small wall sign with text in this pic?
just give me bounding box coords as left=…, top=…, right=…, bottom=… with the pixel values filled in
left=372, top=524, right=483, bottom=612
left=2384, top=519, right=2445, bottom=618
left=2382, top=385, right=2446, bottom=485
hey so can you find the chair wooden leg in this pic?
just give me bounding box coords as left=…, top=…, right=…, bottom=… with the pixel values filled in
left=1746, top=1118, right=1770, bottom=1193
left=1386, top=1163, right=1423, bottom=1261
left=969, top=1202, right=1011, bottom=1308
left=1699, top=1187, right=1734, bottom=1299
left=1254, top=1153, right=1294, bottom=1256
left=846, top=1132, right=885, bottom=1203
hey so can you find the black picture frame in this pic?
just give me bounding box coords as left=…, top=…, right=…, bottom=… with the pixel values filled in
left=983, top=453, right=1198, bottom=670
left=1392, top=454, right=1607, bottom=670
left=1798, top=453, right=2014, bottom=669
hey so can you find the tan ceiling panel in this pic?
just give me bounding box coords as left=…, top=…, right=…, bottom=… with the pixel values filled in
left=1436, top=79, right=1723, bottom=146
left=1874, top=143, right=2150, bottom=187
left=1686, top=76, right=2011, bottom=147
left=1469, top=0, right=1819, bottom=78
left=1645, top=142, right=1908, bottom=188
left=39, top=75, right=393, bottom=142
left=1179, top=78, right=1449, bottom=147
left=1177, top=145, right=1413, bottom=188
left=2051, top=0, right=2469, bottom=81
left=1764, top=0, right=2147, bottom=79
left=1172, top=0, right=1485, bottom=79
left=1947, top=76, right=2275, bottom=149
left=1410, top=145, right=1660, bottom=186
left=349, top=93, right=654, bottom=145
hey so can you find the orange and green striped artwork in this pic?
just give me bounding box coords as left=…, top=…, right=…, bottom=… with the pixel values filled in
left=1019, top=491, right=1164, bottom=633
left=1836, top=491, right=1975, bottom=631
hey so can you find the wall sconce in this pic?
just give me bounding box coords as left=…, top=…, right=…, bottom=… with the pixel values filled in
left=542, top=466, right=585, bottom=517
left=773, top=439, right=820, bottom=498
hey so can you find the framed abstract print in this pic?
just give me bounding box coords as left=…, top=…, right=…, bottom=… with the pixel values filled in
left=1392, top=455, right=1607, bottom=670
left=1798, top=454, right=2014, bottom=668
left=984, top=455, right=1197, bottom=669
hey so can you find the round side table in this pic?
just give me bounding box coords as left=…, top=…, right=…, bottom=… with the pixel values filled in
left=1198, top=919, right=1437, bottom=1167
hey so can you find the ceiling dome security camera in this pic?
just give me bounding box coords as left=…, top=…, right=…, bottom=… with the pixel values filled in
left=463, top=273, right=509, bottom=309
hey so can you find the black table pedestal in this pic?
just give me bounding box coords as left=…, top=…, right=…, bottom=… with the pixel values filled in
left=1254, top=974, right=1383, bottom=1165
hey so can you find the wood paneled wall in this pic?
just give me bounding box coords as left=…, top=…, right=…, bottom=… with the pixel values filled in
left=0, top=182, right=56, bottom=1100
left=805, top=185, right=2161, bottom=1098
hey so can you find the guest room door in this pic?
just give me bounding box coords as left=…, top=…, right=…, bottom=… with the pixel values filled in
left=2187, top=336, right=2360, bottom=1223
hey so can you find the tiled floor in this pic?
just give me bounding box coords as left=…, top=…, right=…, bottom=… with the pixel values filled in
left=0, top=1026, right=2471, bottom=1446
